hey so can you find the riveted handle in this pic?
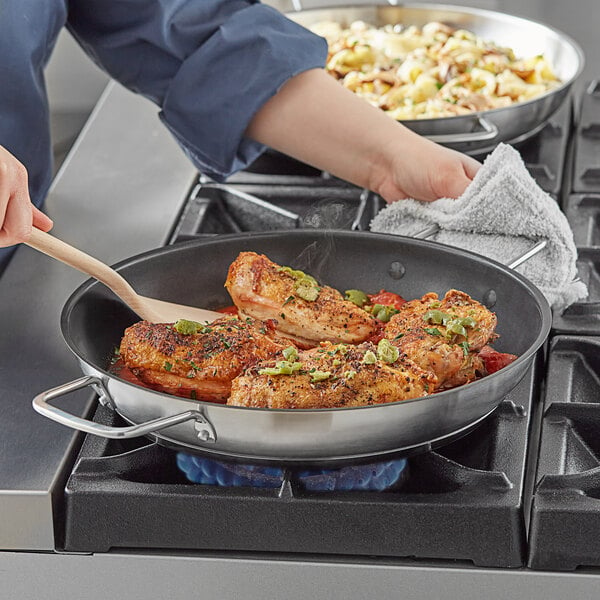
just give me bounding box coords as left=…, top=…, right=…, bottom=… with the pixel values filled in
left=33, top=376, right=216, bottom=441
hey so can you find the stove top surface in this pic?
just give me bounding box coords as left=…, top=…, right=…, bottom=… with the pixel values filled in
left=59, top=85, right=600, bottom=570
left=63, top=364, right=536, bottom=568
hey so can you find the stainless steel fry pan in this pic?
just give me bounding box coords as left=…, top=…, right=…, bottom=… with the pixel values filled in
left=33, top=231, right=551, bottom=466
left=287, top=2, right=584, bottom=154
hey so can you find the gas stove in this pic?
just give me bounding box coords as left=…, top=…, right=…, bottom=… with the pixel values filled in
left=2, top=61, right=600, bottom=600
left=53, top=83, right=600, bottom=576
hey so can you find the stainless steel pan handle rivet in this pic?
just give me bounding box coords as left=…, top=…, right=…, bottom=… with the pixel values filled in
left=195, top=422, right=215, bottom=442
left=482, top=289, right=497, bottom=309
left=388, top=261, right=406, bottom=280
left=32, top=376, right=217, bottom=442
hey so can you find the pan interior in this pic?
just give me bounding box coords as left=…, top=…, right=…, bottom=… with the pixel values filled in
left=61, top=231, right=550, bottom=382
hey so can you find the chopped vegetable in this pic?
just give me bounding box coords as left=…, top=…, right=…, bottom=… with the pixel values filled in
left=377, top=338, right=399, bottom=363
left=446, top=319, right=468, bottom=338
left=422, top=309, right=451, bottom=325
left=367, top=290, right=406, bottom=310
left=311, top=370, right=332, bottom=382
left=278, top=265, right=321, bottom=302
left=282, top=346, right=299, bottom=362
left=345, top=289, right=368, bottom=307
left=362, top=350, right=377, bottom=364
left=258, top=360, right=303, bottom=376
left=295, top=280, right=320, bottom=301
left=174, top=319, right=207, bottom=335
left=278, top=265, right=318, bottom=286
left=371, top=304, right=399, bottom=322
left=478, top=345, right=518, bottom=374
left=423, top=311, right=478, bottom=339
left=423, top=327, right=443, bottom=336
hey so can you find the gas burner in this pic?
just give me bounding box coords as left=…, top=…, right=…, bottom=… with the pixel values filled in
left=176, top=453, right=409, bottom=492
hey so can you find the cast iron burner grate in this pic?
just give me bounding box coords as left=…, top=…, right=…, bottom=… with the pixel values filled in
left=176, top=453, right=409, bottom=491
left=61, top=363, right=536, bottom=567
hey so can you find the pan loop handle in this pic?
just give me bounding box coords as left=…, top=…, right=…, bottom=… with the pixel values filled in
left=424, top=116, right=499, bottom=145
left=32, top=376, right=216, bottom=442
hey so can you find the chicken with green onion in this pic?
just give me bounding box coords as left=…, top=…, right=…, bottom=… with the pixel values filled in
left=227, top=340, right=436, bottom=409
left=224, top=252, right=377, bottom=348
left=119, top=315, right=289, bottom=402
left=383, top=289, right=496, bottom=390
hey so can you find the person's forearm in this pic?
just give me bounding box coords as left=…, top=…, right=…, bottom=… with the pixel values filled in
left=246, top=68, right=481, bottom=202
left=245, top=68, right=419, bottom=193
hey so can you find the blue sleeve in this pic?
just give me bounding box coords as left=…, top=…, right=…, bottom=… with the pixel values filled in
left=66, top=0, right=328, bottom=180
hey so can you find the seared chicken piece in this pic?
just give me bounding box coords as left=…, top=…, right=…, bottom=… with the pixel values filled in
left=227, top=341, right=436, bottom=409
left=388, top=289, right=497, bottom=351
left=384, top=289, right=495, bottom=390
left=119, top=316, right=288, bottom=402
left=437, top=351, right=486, bottom=390
left=225, top=252, right=377, bottom=347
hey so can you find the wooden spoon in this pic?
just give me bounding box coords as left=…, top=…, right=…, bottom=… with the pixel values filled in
left=26, top=228, right=223, bottom=324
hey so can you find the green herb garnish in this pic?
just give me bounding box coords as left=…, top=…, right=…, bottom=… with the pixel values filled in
left=372, top=304, right=399, bottom=322
left=174, top=319, right=206, bottom=335
left=458, top=341, right=470, bottom=356
left=377, top=338, right=399, bottom=364
left=362, top=350, right=377, bottom=365
left=345, top=289, right=368, bottom=307
left=311, top=370, right=331, bottom=383
left=423, top=327, right=443, bottom=336
left=258, top=360, right=302, bottom=376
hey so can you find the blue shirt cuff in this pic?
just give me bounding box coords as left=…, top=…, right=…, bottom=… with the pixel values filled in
left=158, top=4, right=327, bottom=180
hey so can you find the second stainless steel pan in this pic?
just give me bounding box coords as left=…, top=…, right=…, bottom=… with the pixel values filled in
left=33, top=231, right=551, bottom=466
left=287, top=2, right=584, bottom=154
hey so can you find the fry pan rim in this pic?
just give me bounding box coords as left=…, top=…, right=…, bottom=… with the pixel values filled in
left=288, top=2, right=585, bottom=120
left=60, top=229, right=552, bottom=414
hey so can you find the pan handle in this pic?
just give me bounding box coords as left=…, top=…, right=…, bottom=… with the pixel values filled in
left=424, top=117, right=499, bottom=144
left=32, top=376, right=216, bottom=442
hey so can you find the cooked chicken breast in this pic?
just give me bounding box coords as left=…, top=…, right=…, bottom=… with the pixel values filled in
left=119, top=316, right=288, bottom=401
left=227, top=341, right=436, bottom=409
left=387, top=289, right=497, bottom=351
left=384, top=289, right=495, bottom=390
left=224, top=252, right=377, bottom=347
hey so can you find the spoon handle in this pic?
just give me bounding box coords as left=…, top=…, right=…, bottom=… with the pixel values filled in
left=26, top=229, right=159, bottom=320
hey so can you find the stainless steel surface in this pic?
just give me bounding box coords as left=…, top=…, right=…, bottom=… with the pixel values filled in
left=401, top=224, right=548, bottom=269
left=1, top=0, right=600, bottom=594
left=5, top=551, right=600, bottom=600
left=423, top=115, right=499, bottom=144
left=0, top=82, right=196, bottom=550
left=75, top=357, right=500, bottom=462
left=287, top=3, right=584, bottom=153
left=42, top=231, right=551, bottom=465
left=508, top=240, right=548, bottom=269
left=32, top=375, right=216, bottom=441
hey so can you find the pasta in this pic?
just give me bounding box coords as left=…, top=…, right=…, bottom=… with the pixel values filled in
left=311, top=20, right=560, bottom=119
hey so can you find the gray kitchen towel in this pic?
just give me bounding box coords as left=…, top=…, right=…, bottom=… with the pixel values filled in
left=370, top=143, right=587, bottom=310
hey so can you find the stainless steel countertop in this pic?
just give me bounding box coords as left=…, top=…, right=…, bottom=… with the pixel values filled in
left=0, top=0, right=598, bottom=581
left=0, top=83, right=196, bottom=550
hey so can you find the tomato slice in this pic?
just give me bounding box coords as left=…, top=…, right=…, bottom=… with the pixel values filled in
left=367, top=290, right=406, bottom=310
left=478, top=345, right=518, bottom=374
left=217, top=305, right=239, bottom=315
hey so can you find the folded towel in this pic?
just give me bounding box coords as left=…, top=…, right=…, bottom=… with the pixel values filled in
left=370, top=143, right=587, bottom=311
